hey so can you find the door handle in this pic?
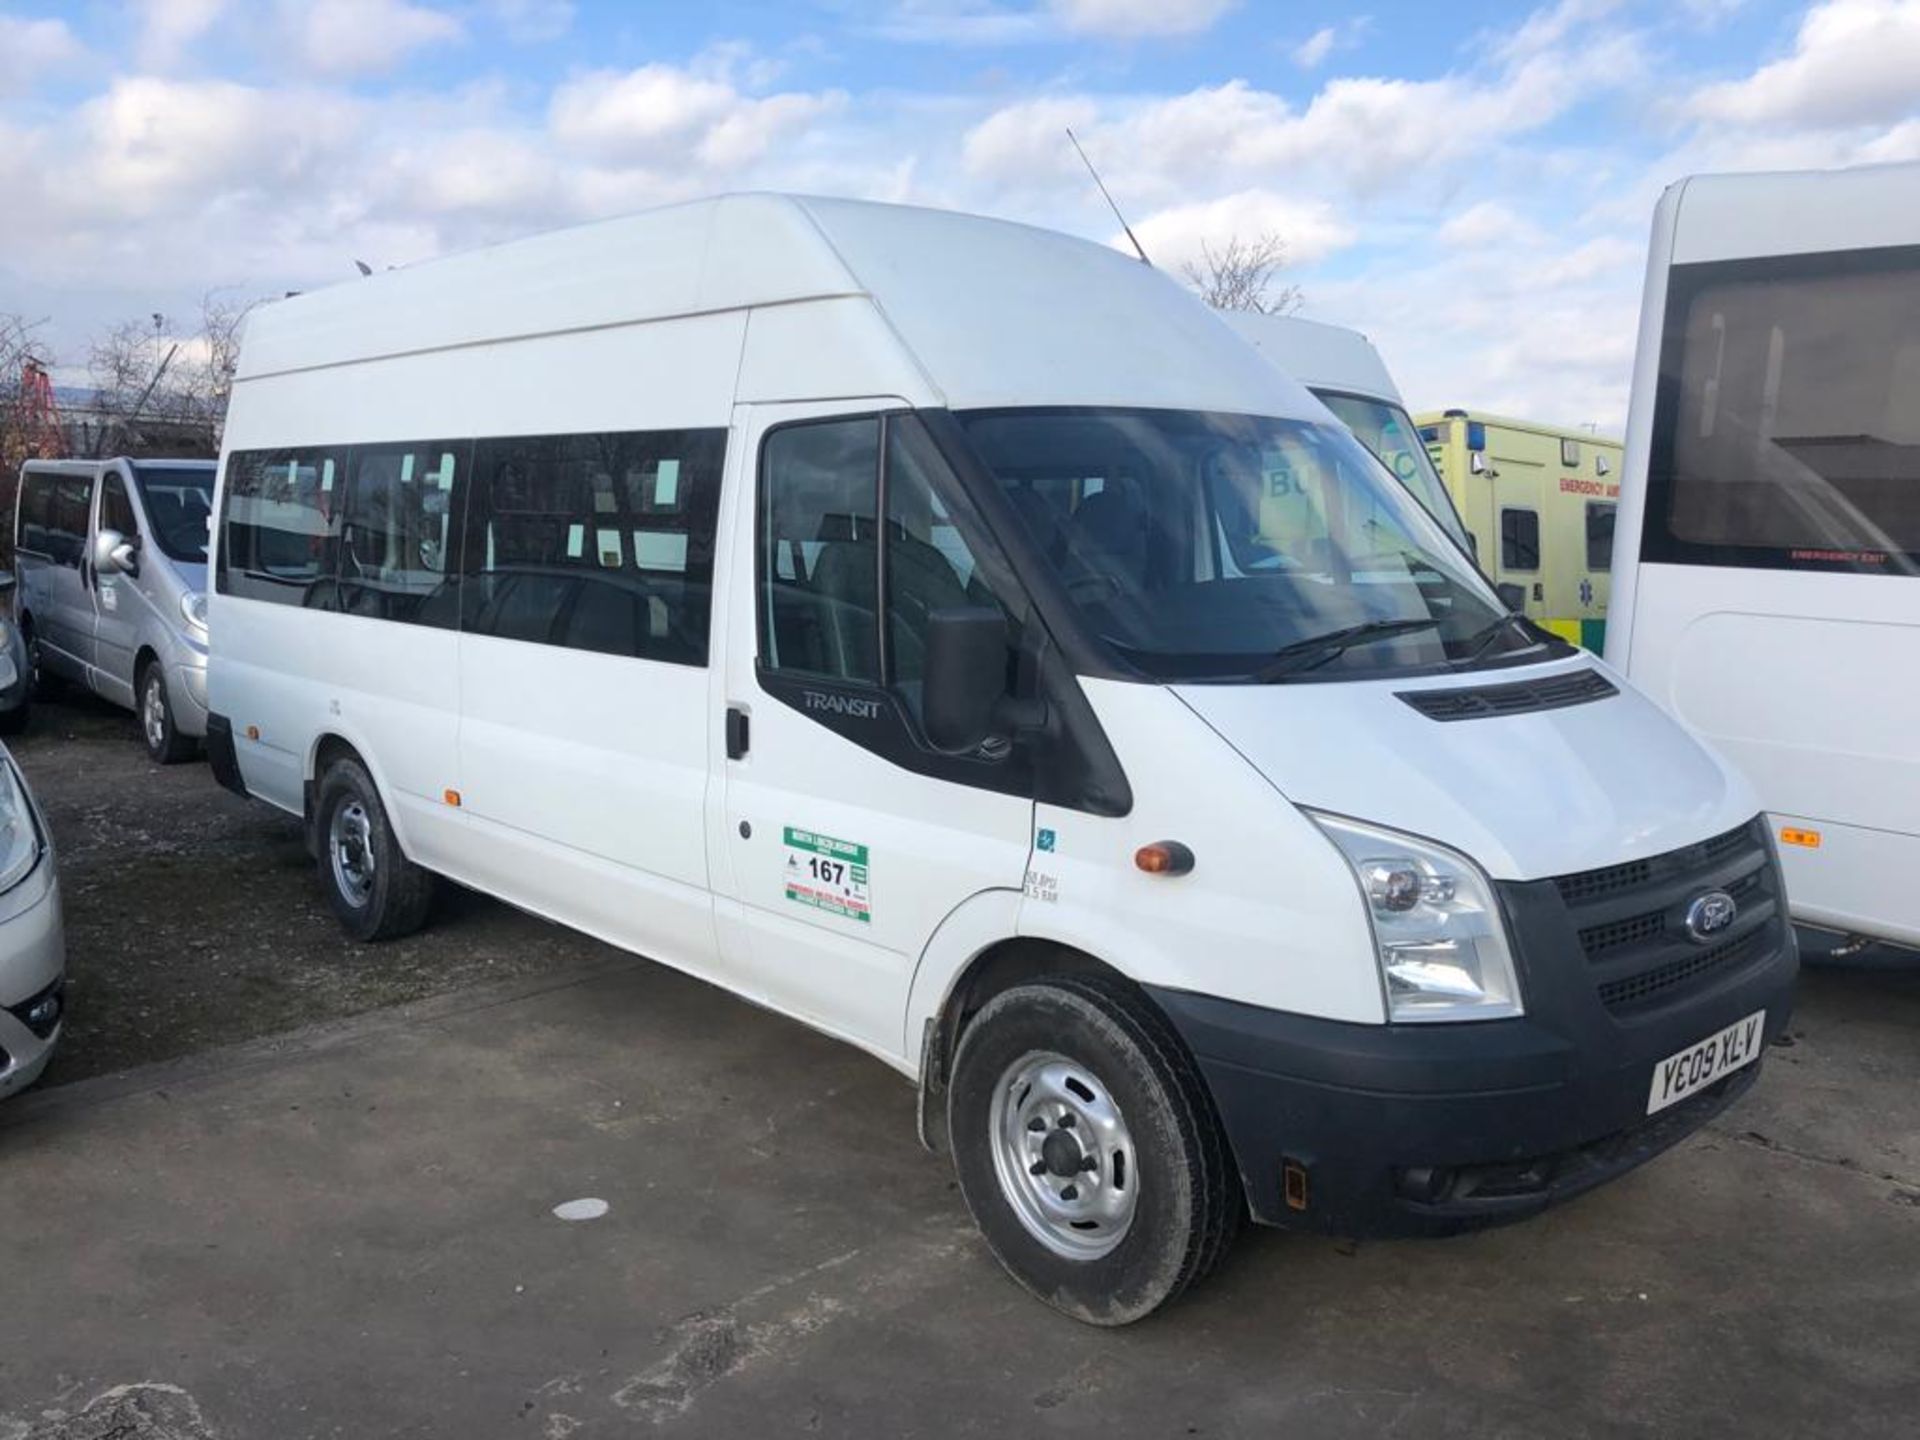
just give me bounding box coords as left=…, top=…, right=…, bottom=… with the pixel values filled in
left=725, top=706, right=750, bottom=760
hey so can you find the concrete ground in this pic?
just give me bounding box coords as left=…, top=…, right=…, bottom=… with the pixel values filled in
left=2, top=697, right=1918, bottom=1437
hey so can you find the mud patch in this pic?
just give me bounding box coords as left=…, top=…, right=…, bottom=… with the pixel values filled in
left=15, top=1383, right=213, bottom=1440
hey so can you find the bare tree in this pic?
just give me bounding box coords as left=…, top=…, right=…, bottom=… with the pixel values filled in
left=1181, top=232, right=1303, bottom=315
left=83, top=292, right=264, bottom=457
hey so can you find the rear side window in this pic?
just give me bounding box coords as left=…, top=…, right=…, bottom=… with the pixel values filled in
left=1501, top=507, right=1540, bottom=571
left=1587, top=502, right=1616, bottom=572
left=1645, top=245, right=1920, bottom=573
left=462, top=429, right=725, bottom=664
left=17, top=470, right=63, bottom=562
left=217, top=449, right=347, bottom=606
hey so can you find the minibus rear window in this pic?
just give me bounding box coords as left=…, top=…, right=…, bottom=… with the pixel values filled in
left=1644, top=245, right=1920, bottom=574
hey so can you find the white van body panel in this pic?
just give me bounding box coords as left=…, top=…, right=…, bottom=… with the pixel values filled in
left=1023, top=680, right=1387, bottom=1025
left=1607, top=162, right=1920, bottom=946
left=1219, top=312, right=1402, bottom=404
left=1174, top=661, right=1759, bottom=883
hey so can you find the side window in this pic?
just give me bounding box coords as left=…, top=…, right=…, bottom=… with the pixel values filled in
left=48, top=475, right=94, bottom=568
left=17, top=471, right=54, bottom=558
left=339, top=442, right=465, bottom=626
left=885, top=419, right=1002, bottom=719
left=1501, top=507, right=1541, bottom=571
left=1586, top=502, right=1616, bottom=572
left=216, top=448, right=347, bottom=607
left=464, top=429, right=724, bottom=663
left=759, top=417, right=882, bottom=684
left=102, top=473, right=140, bottom=543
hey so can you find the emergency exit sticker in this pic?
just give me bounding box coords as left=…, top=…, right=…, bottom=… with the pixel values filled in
left=783, top=827, right=872, bottom=923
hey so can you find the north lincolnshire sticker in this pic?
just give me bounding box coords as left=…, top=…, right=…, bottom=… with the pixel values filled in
left=783, top=827, right=872, bottom=923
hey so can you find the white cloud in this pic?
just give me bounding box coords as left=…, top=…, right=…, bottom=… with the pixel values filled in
left=548, top=60, right=843, bottom=169
left=1049, top=0, right=1235, bottom=37
left=1437, top=202, right=1540, bottom=249
left=131, top=0, right=228, bottom=68
left=1291, top=26, right=1336, bottom=68
left=283, top=0, right=464, bottom=77
left=1689, top=0, right=1920, bottom=128
left=0, top=14, right=83, bottom=95
left=1130, top=189, right=1356, bottom=272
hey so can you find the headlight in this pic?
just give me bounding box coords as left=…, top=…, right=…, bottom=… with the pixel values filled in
left=0, top=762, right=43, bottom=894
left=1307, top=811, right=1522, bottom=1023
left=181, top=591, right=209, bottom=632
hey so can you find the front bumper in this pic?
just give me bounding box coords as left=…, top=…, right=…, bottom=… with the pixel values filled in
left=1152, top=820, right=1800, bottom=1237
left=0, top=863, right=66, bottom=1099
left=170, top=656, right=210, bottom=738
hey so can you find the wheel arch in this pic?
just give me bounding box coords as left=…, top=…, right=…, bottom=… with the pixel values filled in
left=912, top=923, right=1177, bottom=1158
left=304, top=730, right=406, bottom=860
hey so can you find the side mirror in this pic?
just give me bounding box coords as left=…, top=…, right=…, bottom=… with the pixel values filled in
left=922, top=606, right=1011, bottom=753
left=110, top=541, right=140, bottom=573
left=93, top=528, right=127, bottom=573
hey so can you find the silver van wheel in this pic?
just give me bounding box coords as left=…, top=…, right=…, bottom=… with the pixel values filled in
left=990, top=1051, right=1138, bottom=1260
left=142, top=672, right=167, bottom=751
left=329, top=799, right=376, bottom=908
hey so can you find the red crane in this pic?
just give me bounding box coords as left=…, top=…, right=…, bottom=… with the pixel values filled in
left=18, top=358, right=64, bottom=459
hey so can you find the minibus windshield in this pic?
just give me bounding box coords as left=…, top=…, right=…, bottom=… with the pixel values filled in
left=1313, top=392, right=1473, bottom=554
left=132, top=465, right=215, bottom=564
left=959, top=407, right=1544, bottom=682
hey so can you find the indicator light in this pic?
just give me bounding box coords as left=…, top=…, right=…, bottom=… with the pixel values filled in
left=1134, top=841, right=1195, bottom=876
left=1779, top=827, right=1821, bottom=849
left=444, top=789, right=462, bottom=808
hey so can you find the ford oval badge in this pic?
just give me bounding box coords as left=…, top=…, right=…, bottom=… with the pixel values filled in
left=1685, top=890, right=1738, bottom=944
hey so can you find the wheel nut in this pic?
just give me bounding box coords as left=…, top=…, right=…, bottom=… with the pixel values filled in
left=1057, top=1113, right=1075, bottom=1128
left=1030, top=1160, right=1048, bottom=1175
left=1027, top=1117, right=1046, bottom=1133
left=1061, top=1185, right=1079, bottom=1202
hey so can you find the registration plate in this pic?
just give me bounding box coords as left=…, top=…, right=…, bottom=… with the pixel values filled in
left=1647, top=1009, right=1766, bottom=1115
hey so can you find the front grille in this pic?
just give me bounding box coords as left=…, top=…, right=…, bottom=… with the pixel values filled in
left=1398, top=667, right=1617, bottom=722
left=1552, top=818, right=1783, bottom=1016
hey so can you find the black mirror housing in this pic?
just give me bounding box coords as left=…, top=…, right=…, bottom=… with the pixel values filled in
left=922, top=606, right=1011, bottom=753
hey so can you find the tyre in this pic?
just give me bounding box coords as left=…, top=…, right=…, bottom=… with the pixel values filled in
left=0, top=699, right=26, bottom=736
left=138, top=663, right=197, bottom=764
left=22, top=621, right=60, bottom=701
left=314, top=756, right=437, bottom=942
left=947, top=975, right=1239, bottom=1325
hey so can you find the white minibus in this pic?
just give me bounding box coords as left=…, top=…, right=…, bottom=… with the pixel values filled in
left=1607, top=162, right=1920, bottom=957
left=209, top=195, right=1797, bottom=1324
left=1220, top=312, right=1475, bottom=556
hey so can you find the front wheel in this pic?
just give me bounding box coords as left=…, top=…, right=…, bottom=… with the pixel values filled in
left=314, top=757, right=437, bottom=942
left=948, top=975, right=1239, bottom=1325
left=139, top=664, right=197, bottom=764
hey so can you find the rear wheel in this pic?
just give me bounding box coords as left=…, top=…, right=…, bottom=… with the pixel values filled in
left=314, top=756, right=436, bottom=941
left=948, top=975, right=1238, bottom=1325
left=22, top=620, right=60, bottom=700
left=138, top=662, right=196, bottom=764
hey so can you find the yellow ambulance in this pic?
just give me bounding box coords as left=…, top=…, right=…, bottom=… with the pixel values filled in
left=1416, top=410, right=1622, bottom=651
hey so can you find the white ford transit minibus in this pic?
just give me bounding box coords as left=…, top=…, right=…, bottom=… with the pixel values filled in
left=1607, top=162, right=1920, bottom=958
left=209, top=195, right=1797, bottom=1324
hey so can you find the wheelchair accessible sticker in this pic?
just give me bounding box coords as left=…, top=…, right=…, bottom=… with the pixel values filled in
left=783, top=827, right=872, bottom=923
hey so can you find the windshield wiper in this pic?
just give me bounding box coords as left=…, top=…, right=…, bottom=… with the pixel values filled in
left=1456, top=611, right=1542, bottom=666
left=1251, top=617, right=1443, bottom=682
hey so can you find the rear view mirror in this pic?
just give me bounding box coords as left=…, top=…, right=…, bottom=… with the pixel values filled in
left=93, top=527, right=136, bottom=574
left=923, top=607, right=1011, bottom=753
left=110, top=541, right=139, bottom=573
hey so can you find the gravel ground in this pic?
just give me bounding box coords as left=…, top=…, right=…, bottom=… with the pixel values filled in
left=9, top=687, right=618, bottom=1085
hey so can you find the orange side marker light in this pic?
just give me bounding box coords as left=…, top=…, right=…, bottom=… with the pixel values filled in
left=244, top=724, right=259, bottom=741
left=444, top=789, right=462, bottom=808
left=1779, top=826, right=1821, bottom=849
left=1134, top=841, right=1195, bottom=876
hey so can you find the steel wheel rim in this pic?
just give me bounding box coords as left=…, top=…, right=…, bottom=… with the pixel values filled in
left=990, top=1050, right=1137, bottom=1260
left=329, top=799, right=375, bottom=908
left=142, top=674, right=166, bottom=749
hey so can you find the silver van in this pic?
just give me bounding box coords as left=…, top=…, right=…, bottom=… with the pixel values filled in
left=15, top=459, right=215, bottom=762
left=0, top=737, right=63, bottom=1097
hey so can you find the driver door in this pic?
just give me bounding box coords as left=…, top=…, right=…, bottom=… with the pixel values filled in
left=711, top=401, right=1035, bottom=1061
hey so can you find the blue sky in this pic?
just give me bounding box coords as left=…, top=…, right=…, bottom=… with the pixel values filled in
left=3, top=0, right=1918, bottom=428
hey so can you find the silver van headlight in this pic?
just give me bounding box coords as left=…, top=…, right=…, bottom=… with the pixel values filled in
left=181, top=592, right=209, bottom=633
left=0, top=761, right=43, bottom=894
left=1306, top=811, right=1522, bottom=1023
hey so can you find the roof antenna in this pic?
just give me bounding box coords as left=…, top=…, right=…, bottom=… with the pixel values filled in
left=1066, top=127, right=1151, bottom=266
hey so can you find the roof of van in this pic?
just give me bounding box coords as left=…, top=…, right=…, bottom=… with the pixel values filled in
left=1665, top=160, right=1920, bottom=265
left=234, top=193, right=1322, bottom=419
left=1217, top=312, right=1401, bottom=405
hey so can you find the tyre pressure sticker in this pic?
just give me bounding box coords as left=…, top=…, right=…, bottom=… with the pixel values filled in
left=783, top=827, right=871, bottom=923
